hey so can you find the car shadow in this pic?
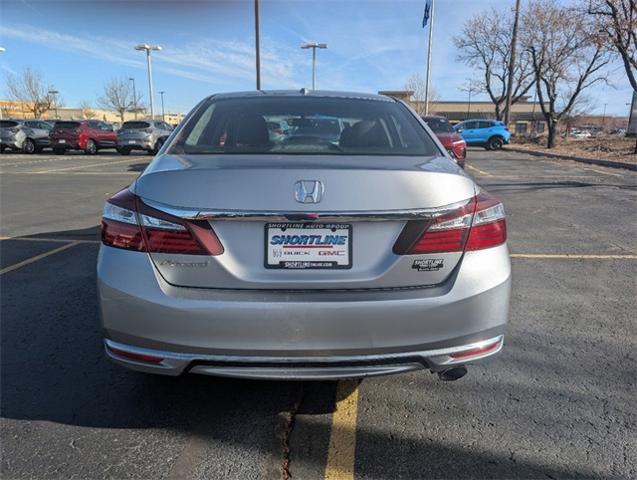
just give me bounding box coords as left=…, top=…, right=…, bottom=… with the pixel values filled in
left=481, top=180, right=636, bottom=193
left=0, top=226, right=608, bottom=479
left=127, top=162, right=150, bottom=172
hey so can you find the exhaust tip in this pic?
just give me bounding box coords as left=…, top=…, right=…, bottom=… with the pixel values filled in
left=437, top=366, right=468, bottom=381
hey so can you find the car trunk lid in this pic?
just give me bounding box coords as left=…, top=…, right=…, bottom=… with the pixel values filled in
left=134, top=154, right=475, bottom=290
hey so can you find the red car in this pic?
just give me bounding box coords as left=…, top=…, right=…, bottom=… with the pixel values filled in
left=422, top=116, right=467, bottom=168
left=50, top=120, right=118, bottom=155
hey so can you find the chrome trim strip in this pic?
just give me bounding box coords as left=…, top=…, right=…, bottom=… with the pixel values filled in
left=142, top=198, right=472, bottom=222
left=104, top=335, right=503, bottom=365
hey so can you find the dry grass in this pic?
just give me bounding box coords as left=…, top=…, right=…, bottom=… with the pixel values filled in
left=513, top=135, right=636, bottom=164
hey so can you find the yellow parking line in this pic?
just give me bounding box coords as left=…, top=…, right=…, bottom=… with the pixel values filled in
left=465, top=164, right=493, bottom=177
left=325, top=380, right=360, bottom=480
left=0, top=241, right=80, bottom=275
left=0, top=236, right=100, bottom=244
left=511, top=253, right=637, bottom=259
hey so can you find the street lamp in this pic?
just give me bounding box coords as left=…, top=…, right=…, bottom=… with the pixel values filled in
left=0, top=48, right=5, bottom=120
left=134, top=43, right=162, bottom=119
left=601, top=103, right=608, bottom=132
left=129, top=77, right=137, bottom=120
left=159, top=91, right=166, bottom=122
left=48, top=90, right=59, bottom=119
left=300, top=42, right=327, bottom=90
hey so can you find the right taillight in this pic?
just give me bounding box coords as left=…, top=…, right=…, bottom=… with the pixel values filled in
left=101, top=188, right=224, bottom=255
left=400, top=191, right=506, bottom=254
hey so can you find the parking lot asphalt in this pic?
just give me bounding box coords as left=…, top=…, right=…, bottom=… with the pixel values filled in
left=1, top=149, right=635, bottom=479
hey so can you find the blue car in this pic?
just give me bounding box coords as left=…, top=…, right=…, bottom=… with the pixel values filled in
left=453, top=119, right=510, bottom=150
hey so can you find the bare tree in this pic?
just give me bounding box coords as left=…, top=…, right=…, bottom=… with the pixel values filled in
left=454, top=7, right=535, bottom=120
left=79, top=101, right=98, bottom=119
left=404, top=73, right=440, bottom=115
left=5, top=67, right=56, bottom=118
left=587, top=0, right=637, bottom=153
left=522, top=0, right=611, bottom=148
left=587, top=0, right=637, bottom=91
left=97, top=78, right=143, bottom=123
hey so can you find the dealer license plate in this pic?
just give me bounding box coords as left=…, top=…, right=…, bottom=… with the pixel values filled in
left=265, top=223, right=352, bottom=269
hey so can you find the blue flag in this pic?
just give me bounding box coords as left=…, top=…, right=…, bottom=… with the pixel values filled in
left=422, top=0, right=431, bottom=28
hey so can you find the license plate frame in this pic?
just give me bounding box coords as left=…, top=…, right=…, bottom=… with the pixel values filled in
left=264, top=223, right=352, bottom=270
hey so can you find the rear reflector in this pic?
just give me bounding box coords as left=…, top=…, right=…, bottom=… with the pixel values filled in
left=101, top=188, right=224, bottom=255
left=107, top=346, right=163, bottom=364
left=449, top=339, right=502, bottom=359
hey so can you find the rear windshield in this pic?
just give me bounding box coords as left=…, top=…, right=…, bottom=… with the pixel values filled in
left=423, top=117, right=453, bottom=133
left=55, top=121, right=80, bottom=129
left=0, top=121, right=19, bottom=128
left=168, top=96, right=439, bottom=156
left=122, top=121, right=151, bottom=129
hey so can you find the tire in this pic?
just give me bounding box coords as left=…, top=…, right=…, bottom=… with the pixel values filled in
left=22, top=138, right=36, bottom=154
left=152, top=138, right=165, bottom=155
left=53, top=147, right=66, bottom=155
left=84, top=139, right=97, bottom=155
left=0, top=145, right=5, bottom=154
left=118, top=147, right=131, bottom=156
left=487, top=136, right=504, bottom=150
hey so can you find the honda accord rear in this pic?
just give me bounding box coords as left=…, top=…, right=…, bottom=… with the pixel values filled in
left=97, top=90, right=511, bottom=380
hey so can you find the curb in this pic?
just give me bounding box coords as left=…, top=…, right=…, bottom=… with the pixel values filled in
left=505, top=147, right=637, bottom=171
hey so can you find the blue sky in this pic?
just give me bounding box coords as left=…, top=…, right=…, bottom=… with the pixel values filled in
left=0, top=0, right=633, bottom=116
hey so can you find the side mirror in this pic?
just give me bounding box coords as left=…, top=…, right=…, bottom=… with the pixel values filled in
left=455, top=128, right=463, bottom=134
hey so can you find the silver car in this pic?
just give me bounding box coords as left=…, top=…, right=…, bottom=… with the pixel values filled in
left=98, top=91, right=511, bottom=381
left=117, top=120, right=173, bottom=155
left=0, top=119, right=52, bottom=154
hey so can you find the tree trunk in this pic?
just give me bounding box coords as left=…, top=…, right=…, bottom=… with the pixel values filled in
left=546, top=121, right=557, bottom=148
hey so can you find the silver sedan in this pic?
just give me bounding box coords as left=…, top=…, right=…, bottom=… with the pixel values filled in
left=97, top=90, right=510, bottom=380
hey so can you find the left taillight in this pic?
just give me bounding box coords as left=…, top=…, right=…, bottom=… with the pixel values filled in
left=101, top=188, right=224, bottom=255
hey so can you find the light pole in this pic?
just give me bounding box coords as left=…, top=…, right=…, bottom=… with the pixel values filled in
left=159, top=91, right=166, bottom=122
left=0, top=48, right=5, bottom=120
left=48, top=90, right=59, bottom=119
left=601, top=103, right=608, bottom=132
left=129, top=77, right=137, bottom=119
left=503, top=0, right=521, bottom=128
left=301, top=43, right=327, bottom=90
left=254, top=0, right=261, bottom=90
left=134, top=44, right=162, bottom=119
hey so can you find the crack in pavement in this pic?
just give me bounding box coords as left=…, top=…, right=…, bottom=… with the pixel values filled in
left=278, top=385, right=305, bottom=480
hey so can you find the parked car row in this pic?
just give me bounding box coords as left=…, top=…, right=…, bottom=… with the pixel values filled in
left=1, top=119, right=173, bottom=155
left=419, top=116, right=511, bottom=168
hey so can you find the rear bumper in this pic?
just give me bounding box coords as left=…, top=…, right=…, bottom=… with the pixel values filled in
left=97, top=244, right=511, bottom=379
left=50, top=138, right=81, bottom=149
left=104, top=335, right=504, bottom=380
left=117, top=136, right=154, bottom=150
left=1, top=139, right=20, bottom=149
